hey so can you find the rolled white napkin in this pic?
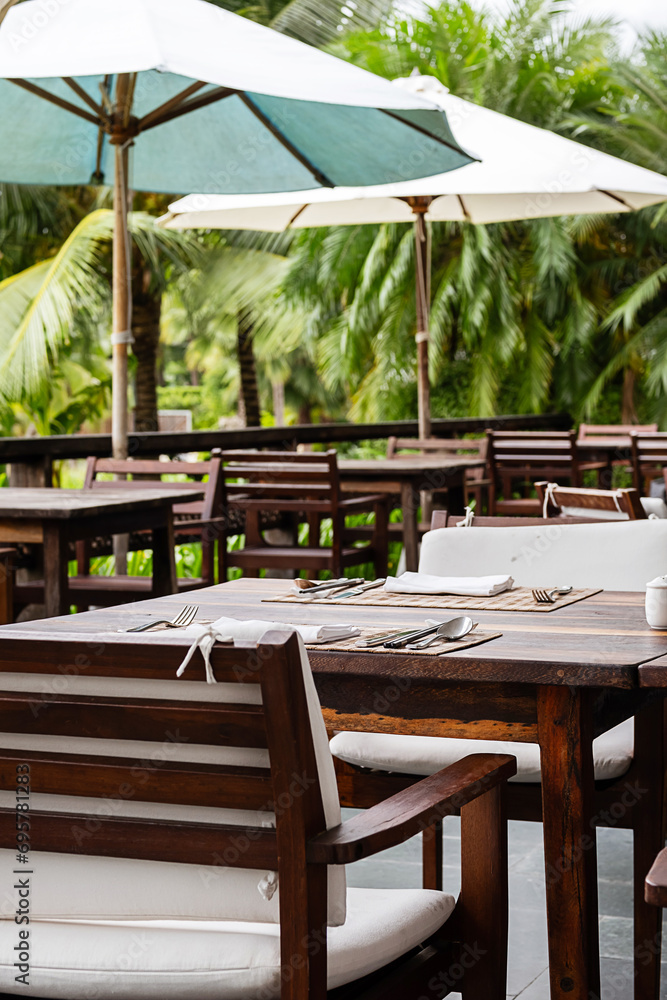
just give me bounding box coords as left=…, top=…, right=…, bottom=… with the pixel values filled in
left=177, top=617, right=360, bottom=683
left=384, top=572, right=514, bottom=597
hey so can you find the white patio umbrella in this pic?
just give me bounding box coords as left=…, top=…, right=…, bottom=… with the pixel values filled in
left=0, top=5, right=472, bottom=459
left=160, top=74, right=667, bottom=438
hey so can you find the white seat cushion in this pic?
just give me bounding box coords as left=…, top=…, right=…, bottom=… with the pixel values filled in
left=330, top=718, right=634, bottom=784
left=0, top=887, right=455, bottom=999
left=419, top=519, right=667, bottom=591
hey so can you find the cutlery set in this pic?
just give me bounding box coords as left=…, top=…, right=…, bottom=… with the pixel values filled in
left=356, top=616, right=476, bottom=649
left=123, top=581, right=573, bottom=636
left=295, top=577, right=386, bottom=600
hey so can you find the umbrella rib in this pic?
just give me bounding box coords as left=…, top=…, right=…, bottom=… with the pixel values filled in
left=62, top=77, right=108, bottom=121
left=598, top=190, right=633, bottom=210
left=457, top=194, right=472, bottom=221
left=239, top=94, right=334, bottom=188
left=138, top=86, right=237, bottom=133
left=138, top=80, right=208, bottom=131
left=8, top=78, right=101, bottom=128
left=380, top=108, right=477, bottom=161
left=287, top=204, right=308, bottom=227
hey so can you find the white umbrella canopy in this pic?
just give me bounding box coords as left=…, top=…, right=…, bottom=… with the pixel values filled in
left=0, top=3, right=473, bottom=458
left=160, top=74, right=667, bottom=436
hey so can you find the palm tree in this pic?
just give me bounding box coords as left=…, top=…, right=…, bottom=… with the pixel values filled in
left=0, top=210, right=201, bottom=431
left=281, top=0, right=666, bottom=422
left=0, top=0, right=394, bottom=432
left=569, top=31, right=667, bottom=423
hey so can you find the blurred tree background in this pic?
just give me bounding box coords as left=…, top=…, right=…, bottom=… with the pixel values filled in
left=0, top=0, right=665, bottom=435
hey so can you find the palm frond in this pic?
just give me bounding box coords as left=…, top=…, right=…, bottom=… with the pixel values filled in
left=0, top=209, right=113, bottom=399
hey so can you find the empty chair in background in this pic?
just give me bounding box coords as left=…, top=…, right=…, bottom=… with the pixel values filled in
left=219, top=449, right=389, bottom=580
left=485, top=429, right=607, bottom=516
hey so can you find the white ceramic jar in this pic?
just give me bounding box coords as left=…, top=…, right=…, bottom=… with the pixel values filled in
left=645, top=576, right=667, bottom=629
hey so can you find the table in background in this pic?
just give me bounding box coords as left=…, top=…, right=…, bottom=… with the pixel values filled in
left=338, top=456, right=485, bottom=571
left=0, top=580, right=665, bottom=1000
left=0, top=487, right=203, bottom=617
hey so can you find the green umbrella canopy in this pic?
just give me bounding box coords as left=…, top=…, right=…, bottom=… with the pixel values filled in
left=0, top=0, right=472, bottom=193
left=0, top=0, right=473, bottom=458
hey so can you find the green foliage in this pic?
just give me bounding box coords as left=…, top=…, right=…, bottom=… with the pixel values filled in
left=1, top=0, right=666, bottom=435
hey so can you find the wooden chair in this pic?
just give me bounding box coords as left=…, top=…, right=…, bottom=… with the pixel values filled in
left=534, top=480, right=647, bottom=519
left=485, top=429, right=606, bottom=516
left=220, top=450, right=389, bottom=579
left=578, top=423, right=658, bottom=441
left=70, top=456, right=227, bottom=605
left=645, top=848, right=667, bottom=907
left=0, top=628, right=515, bottom=999
left=578, top=424, right=658, bottom=484
left=630, top=432, right=667, bottom=495
left=387, top=436, right=490, bottom=511
left=332, top=518, right=667, bottom=997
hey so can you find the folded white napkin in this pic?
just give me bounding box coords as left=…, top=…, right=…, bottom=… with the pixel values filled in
left=384, top=572, right=514, bottom=597
left=177, top=617, right=360, bottom=683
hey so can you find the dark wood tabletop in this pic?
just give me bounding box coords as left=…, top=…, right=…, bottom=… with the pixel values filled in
left=0, top=487, right=204, bottom=518
left=0, top=579, right=663, bottom=1000
left=0, top=580, right=662, bottom=689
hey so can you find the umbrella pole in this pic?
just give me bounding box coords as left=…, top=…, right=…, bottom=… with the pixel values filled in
left=412, top=203, right=431, bottom=440
left=111, top=139, right=131, bottom=462
left=110, top=74, right=134, bottom=574
left=111, top=73, right=134, bottom=463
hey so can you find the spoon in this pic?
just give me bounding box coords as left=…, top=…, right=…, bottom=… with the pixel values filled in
left=406, top=616, right=476, bottom=650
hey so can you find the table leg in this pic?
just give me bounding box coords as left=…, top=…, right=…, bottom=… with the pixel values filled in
left=400, top=481, right=419, bottom=572
left=151, top=512, right=177, bottom=598
left=631, top=699, right=663, bottom=1000
left=538, top=686, right=600, bottom=1000
left=42, top=524, right=69, bottom=618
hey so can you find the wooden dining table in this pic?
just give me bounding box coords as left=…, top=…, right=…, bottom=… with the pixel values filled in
left=0, top=487, right=203, bottom=618
left=0, top=579, right=664, bottom=999
left=338, top=456, right=485, bottom=571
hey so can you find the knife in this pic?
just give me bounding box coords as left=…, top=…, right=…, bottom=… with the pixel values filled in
left=327, top=578, right=386, bottom=600
left=298, top=578, right=364, bottom=599
left=356, top=626, right=425, bottom=648
left=383, top=621, right=450, bottom=649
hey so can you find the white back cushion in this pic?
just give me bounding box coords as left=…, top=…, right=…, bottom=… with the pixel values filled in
left=419, top=519, right=667, bottom=591
left=0, top=636, right=346, bottom=927
left=559, top=497, right=667, bottom=520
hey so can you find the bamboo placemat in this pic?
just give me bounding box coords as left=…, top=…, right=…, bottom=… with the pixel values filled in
left=305, top=626, right=502, bottom=656
left=265, top=586, right=602, bottom=613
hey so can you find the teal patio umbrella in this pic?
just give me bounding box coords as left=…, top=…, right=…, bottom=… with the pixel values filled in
left=0, top=0, right=473, bottom=458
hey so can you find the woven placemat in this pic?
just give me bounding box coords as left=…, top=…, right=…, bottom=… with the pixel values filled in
left=265, top=586, right=601, bottom=613
left=305, top=626, right=502, bottom=656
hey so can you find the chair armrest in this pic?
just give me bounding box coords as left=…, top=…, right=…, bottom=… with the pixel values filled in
left=645, top=847, right=667, bottom=907
left=307, top=752, right=516, bottom=865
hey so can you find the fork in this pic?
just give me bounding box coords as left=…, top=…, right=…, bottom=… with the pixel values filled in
left=531, top=588, right=563, bottom=604
left=125, top=605, right=199, bottom=632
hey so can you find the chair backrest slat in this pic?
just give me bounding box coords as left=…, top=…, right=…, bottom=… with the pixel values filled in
left=218, top=449, right=341, bottom=507
left=0, top=810, right=279, bottom=868
left=84, top=455, right=224, bottom=524
left=0, top=692, right=268, bottom=748
left=0, top=632, right=332, bottom=869
left=534, top=481, right=646, bottom=520
left=387, top=436, right=484, bottom=458
left=0, top=750, right=274, bottom=810
left=578, top=422, right=657, bottom=440
left=631, top=432, right=667, bottom=492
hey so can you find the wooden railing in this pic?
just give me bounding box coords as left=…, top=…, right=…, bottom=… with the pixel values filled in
left=1, top=413, right=571, bottom=486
